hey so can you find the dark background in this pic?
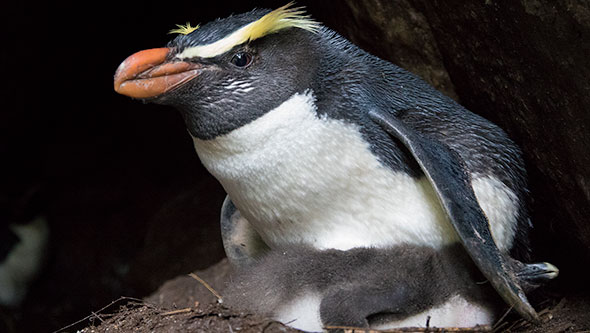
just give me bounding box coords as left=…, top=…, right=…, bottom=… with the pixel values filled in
left=1, top=1, right=589, bottom=332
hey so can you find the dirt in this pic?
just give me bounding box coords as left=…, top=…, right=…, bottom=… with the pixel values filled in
left=76, top=260, right=300, bottom=333
left=501, top=297, right=590, bottom=332
left=79, top=302, right=299, bottom=333
left=73, top=259, right=590, bottom=333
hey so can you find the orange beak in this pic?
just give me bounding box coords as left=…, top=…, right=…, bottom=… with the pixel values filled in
left=114, top=47, right=202, bottom=99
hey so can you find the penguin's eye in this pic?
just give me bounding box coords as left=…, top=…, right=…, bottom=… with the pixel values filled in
left=231, top=52, right=253, bottom=68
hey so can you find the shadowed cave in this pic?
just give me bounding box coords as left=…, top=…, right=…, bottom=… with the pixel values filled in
left=1, top=1, right=589, bottom=332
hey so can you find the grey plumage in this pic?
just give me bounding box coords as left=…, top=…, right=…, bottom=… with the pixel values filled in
left=224, top=244, right=501, bottom=328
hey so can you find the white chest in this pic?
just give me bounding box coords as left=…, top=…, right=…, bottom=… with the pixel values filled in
left=192, top=91, right=517, bottom=251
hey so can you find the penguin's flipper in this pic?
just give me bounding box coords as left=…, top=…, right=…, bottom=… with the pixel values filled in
left=368, top=110, right=539, bottom=322
left=220, top=196, right=270, bottom=267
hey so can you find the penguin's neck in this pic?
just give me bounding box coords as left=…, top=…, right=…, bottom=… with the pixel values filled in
left=192, top=91, right=456, bottom=250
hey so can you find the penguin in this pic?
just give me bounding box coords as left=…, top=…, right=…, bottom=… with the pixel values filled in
left=0, top=185, right=49, bottom=307
left=113, top=3, right=557, bottom=321
left=223, top=243, right=558, bottom=332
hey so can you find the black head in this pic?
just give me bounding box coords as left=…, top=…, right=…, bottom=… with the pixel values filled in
left=114, top=4, right=321, bottom=139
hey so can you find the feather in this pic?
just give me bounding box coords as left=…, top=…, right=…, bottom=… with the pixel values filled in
left=169, top=22, right=200, bottom=35
left=175, top=2, right=319, bottom=59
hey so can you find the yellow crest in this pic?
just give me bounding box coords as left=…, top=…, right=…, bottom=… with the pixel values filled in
left=175, top=2, right=320, bottom=59
left=241, top=2, right=319, bottom=42
left=169, top=22, right=200, bottom=35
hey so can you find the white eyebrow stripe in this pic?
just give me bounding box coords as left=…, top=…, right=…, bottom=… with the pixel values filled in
left=175, top=22, right=253, bottom=60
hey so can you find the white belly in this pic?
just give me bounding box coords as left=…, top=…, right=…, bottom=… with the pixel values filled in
left=372, top=295, right=495, bottom=330
left=272, top=292, right=493, bottom=332
left=193, top=91, right=517, bottom=251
